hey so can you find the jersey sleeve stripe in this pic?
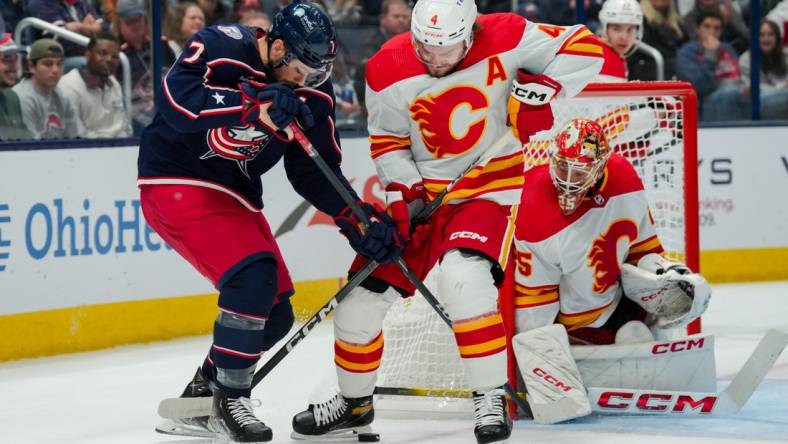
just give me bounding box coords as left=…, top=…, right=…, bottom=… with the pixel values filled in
left=557, top=301, right=613, bottom=331
left=557, top=27, right=604, bottom=58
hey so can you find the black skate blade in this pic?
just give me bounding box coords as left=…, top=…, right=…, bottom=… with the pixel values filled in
left=291, top=425, right=376, bottom=441
left=155, top=420, right=217, bottom=439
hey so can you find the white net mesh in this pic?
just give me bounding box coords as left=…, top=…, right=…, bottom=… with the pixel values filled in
left=377, top=83, right=696, bottom=397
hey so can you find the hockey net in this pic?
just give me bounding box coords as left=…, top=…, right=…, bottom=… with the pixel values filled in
left=374, top=82, right=700, bottom=412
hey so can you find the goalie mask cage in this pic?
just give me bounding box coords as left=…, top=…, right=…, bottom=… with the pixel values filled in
left=374, top=82, right=700, bottom=415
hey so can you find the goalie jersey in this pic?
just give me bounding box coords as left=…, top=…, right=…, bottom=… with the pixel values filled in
left=513, top=153, right=665, bottom=332
left=137, top=25, right=353, bottom=216
left=365, top=13, right=603, bottom=205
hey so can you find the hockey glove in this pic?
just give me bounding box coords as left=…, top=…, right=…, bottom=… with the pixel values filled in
left=507, top=71, right=561, bottom=144
left=241, top=81, right=315, bottom=131
left=334, top=202, right=404, bottom=264
left=384, top=182, right=426, bottom=243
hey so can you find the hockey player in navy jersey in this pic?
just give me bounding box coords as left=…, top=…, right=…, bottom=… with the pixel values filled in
left=138, top=2, right=403, bottom=442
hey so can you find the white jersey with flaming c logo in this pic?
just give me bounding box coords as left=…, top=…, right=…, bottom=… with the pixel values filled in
left=364, top=13, right=604, bottom=205
left=513, top=154, right=665, bottom=332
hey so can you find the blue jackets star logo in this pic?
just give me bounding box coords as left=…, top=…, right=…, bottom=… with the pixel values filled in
left=202, top=125, right=272, bottom=178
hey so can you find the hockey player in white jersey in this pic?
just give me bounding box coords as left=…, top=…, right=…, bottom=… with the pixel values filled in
left=291, top=1, right=603, bottom=443
left=511, top=118, right=711, bottom=423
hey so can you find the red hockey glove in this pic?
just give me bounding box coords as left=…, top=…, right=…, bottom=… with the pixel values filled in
left=385, top=182, right=426, bottom=243
left=507, top=71, right=561, bottom=144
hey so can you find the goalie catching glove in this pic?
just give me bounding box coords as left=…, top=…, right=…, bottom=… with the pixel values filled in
left=333, top=202, right=404, bottom=264
left=621, top=253, right=711, bottom=329
left=507, top=71, right=561, bottom=144
left=240, top=81, right=314, bottom=136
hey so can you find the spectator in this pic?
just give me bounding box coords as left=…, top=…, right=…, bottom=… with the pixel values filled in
left=322, top=0, right=362, bottom=27
left=478, top=0, right=514, bottom=13
left=676, top=10, right=749, bottom=121
left=332, top=52, right=362, bottom=127
left=195, top=0, right=232, bottom=25
left=597, top=0, right=643, bottom=82
left=0, top=34, right=32, bottom=140
left=766, top=0, right=788, bottom=45
left=114, top=0, right=176, bottom=134
left=235, top=0, right=265, bottom=23
left=352, top=0, right=411, bottom=109
left=13, top=39, right=84, bottom=139
left=165, top=1, right=206, bottom=57
left=682, top=0, right=750, bottom=54
left=629, top=0, right=688, bottom=80
left=739, top=19, right=788, bottom=118
left=26, top=0, right=109, bottom=56
left=59, top=32, right=131, bottom=138
left=239, top=10, right=272, bottom=30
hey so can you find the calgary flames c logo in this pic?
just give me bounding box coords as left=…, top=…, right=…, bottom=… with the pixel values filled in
left=409, top=86, right=488, bottom=159
left=587, top=219, right=638, bottom=294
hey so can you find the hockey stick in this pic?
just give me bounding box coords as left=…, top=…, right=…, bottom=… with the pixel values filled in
left=286, top=125, right=533, bottom=418
left=586, top=328, right=788, bottom=416
left=157, top=129, right=512, bottom=421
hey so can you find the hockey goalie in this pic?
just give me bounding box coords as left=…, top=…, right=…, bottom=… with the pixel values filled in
left=512, top=118, right=712, bottom=424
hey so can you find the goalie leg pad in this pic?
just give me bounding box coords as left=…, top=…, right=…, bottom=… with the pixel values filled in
left=334, top=286, right=399, bottom=398
left=571, top=334, right=717, bottom=392
left=512, top=324, right=591, bottom=424
left=439, top=249, right=508, bottom=391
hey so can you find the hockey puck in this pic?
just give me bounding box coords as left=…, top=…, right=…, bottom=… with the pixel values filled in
left=358, top=432, right=380, bottom=442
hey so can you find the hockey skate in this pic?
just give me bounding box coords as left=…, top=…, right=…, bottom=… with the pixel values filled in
left=473, top=387, right=512, bottom=444
left=208, top=388, right=273, bottom=442
left=155, top=367, right=216, bottom=438
left=291, top=393, right=375, bottom=440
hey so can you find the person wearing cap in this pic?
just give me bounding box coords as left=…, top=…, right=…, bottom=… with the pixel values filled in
left=59, top=32, right=131, bottom=138
left=12, top=38, right=84, bottom=139
left=0, top=33, right=32, bottom=140
left=113, top=0, right=176, bottom=135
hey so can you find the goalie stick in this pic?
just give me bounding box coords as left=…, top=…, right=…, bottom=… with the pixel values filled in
left=158, top=126, right=516, bottom=421
left=587, top=328, right=788, bottom=416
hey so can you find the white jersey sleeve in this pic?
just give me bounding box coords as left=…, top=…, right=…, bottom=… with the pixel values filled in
left=516, top=22, right=605, bottom=98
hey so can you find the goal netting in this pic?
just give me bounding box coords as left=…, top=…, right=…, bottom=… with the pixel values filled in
left=375, top=82, right=700, bottom=409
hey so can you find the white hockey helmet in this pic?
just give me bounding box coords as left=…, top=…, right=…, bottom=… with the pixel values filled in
left=599, top=0, right=644, bottom=43
left=411, top=0, right=477, bottom=48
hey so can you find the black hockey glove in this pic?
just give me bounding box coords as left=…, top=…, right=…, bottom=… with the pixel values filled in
left=333, top=202, right=404, bottom=264
left=241, top=82, right=315, bottom=131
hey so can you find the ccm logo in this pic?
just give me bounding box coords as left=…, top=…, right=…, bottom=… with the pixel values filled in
left=449, top=231, right=488, bottom=242
left=597, top=392, right=717, bottom=413
left=533, top=368, right=572, bottom=392
left=511, top=85, right=549, bottom=104
left=652, top=338, right=705, bottom=354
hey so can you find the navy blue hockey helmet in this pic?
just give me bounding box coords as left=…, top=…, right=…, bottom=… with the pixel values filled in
left=269, top=0, right=337, bottom=87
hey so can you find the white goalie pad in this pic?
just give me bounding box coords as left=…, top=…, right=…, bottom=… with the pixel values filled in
left=620, top=261, right=711, bottom=329
left=512, top=324, right=591, bottom=424
left=571, top=334, right=717, bottom=393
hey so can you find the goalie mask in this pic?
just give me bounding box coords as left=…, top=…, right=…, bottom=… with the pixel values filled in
left=549, top=119, right=611, bottom=215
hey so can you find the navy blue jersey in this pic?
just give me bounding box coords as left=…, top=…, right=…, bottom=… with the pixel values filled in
left=137, top=24, right=356, bottom=216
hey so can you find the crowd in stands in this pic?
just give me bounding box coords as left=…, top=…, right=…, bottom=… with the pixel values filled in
left=1, top=0, right=787, bottom=142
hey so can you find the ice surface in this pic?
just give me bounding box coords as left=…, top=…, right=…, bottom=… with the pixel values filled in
left=1, top=281, right=787, bottom=443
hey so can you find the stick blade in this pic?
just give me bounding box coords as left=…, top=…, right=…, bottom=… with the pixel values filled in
left=723, top=329, right=788, bottom=411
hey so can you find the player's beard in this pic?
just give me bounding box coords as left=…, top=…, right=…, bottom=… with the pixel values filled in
left=427, top=61, right=460, bottom=78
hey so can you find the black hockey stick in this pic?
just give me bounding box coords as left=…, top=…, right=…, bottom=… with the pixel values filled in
left=290, top=125, right=533, bottom=419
